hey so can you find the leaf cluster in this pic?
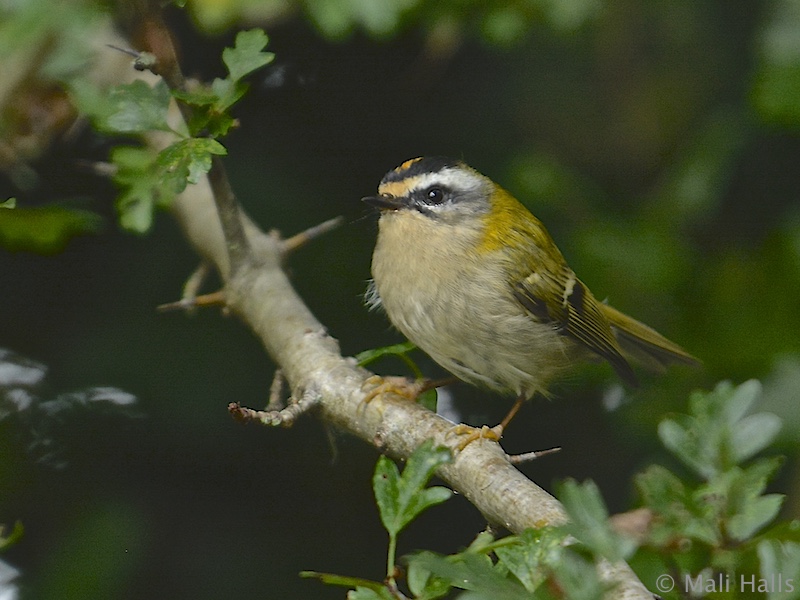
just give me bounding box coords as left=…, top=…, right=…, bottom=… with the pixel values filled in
left=633, top=381, right=800, bottom=598
left=69, top=29, right=273, bottom=233
left=307, top=381, right=800, bottom=599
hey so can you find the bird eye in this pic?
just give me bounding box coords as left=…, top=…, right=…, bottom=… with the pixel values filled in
left=425, top=187, right=445, bottom=204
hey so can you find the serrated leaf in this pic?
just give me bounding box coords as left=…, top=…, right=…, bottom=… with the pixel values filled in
left=155, top=137, right=227, bottom=195
left=103, top=80, right=172, bottom=133
left=373, top=441, right=452, bottom=537
left=558, top=479, right=637, bottom=562
left=223, top=29, right=274, bottom=83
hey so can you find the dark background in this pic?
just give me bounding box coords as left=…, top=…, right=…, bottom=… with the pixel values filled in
left=2, top=1, right=800, bottom=598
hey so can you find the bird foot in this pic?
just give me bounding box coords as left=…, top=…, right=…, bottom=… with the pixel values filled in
left=448, top=423, right=504, bottom=451
left=361, top=375, right=430, bottom=403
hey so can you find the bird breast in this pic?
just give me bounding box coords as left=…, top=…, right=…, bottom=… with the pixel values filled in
left=370, top=210, right=571, bottom=397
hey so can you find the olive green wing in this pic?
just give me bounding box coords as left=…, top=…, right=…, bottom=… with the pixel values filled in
left=511, top=266, right=639, bottom=385
left=601, top=303, right=700, bottom=370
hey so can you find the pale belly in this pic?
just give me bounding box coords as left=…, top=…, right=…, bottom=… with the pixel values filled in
left=370, top=224, right=571, bottom=397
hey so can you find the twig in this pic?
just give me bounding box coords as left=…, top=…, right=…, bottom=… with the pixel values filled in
left=281, top=216, right=345, bottom=256
left=229, top=387, right=321, bottom=427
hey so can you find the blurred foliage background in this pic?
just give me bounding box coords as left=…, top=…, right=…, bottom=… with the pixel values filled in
left=1, top=0, right=800, bottom=598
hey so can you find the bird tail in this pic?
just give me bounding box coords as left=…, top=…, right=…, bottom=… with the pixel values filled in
left=600, top=304, right=700, bottom=373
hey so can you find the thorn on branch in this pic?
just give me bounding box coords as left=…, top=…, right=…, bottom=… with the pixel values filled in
left=106, top=44, right=157, bottom=72
left=156, top=290, right=226, bottom=313
left=507, top=446, right=562, bottom=465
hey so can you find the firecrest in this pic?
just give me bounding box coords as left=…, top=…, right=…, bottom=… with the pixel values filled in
left=363, top=156, right=699, bottom=436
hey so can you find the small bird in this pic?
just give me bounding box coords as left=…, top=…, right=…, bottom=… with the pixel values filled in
left=363, top=157, right=699, bottom=438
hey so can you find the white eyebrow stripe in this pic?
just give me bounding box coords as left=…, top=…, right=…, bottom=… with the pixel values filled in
left=406, top=169, right=484, bottom=193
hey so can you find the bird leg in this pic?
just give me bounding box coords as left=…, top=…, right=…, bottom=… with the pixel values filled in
left=451, top=395, right=526, bottom=450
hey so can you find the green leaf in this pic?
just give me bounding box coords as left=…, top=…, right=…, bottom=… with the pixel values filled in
left=0, top=521, right=24, bottom=551
left=356, top=342, right=437, bottom=409
left=155, top=137, right=227, bottom=195
left=494, top=528, right=565, bottom=592
left=210, top=76, right=246, bottom=113
left=549, top=551, right=607, bottom=600
left=724, top=457, right=785, bottom=541
left=406, top=558, right=452, bottom=600
left=299, top=571, right=385, bottom=592
left=103, top=80, right=172, bottom=133
left=408, top=551, right=529, bottom=599
left=659, top=380, right=774, bottom=478
left=636, top=465, right=720, bottom=546
left=172, top=83, right=238, bottom=136
left=730, top=495, right=785, bottom=542
left=757, top=540, right=800, bottom=600
left=373, top=441, right=452, bottom=537
left=1, top=198, right=17, bottom=209
left=356, top=341, right=417, bottom=366
left=117, top=189, right=155, bottom=233
left=347, top=587, right=395, bottom=600
left=223, top=29, right=274, bottom=83
left=723, top=379, right=763, bottom=425
left=731, top=412, right=782, bottom=464
left=0, top=204, right=102, bottom=253
left=68, top=78, right=117, bottom=124
left=110, top=146, right=165, bottom=234
left=558, top=479, right=637, bottom=562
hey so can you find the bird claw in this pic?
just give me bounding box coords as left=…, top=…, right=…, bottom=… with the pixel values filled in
left=361, top=375, right=428, bottom=403
left=448, top=423, right=504, bottom=451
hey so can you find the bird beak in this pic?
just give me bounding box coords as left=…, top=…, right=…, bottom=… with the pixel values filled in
left=361, top=193, right=406, bottom=211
